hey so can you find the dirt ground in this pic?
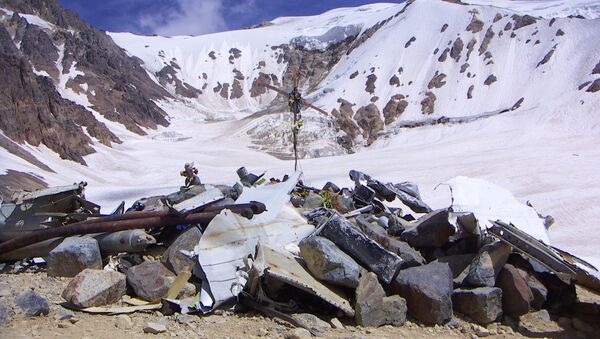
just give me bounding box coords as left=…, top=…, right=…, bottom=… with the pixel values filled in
left=0, top=270, right=591, bottom=339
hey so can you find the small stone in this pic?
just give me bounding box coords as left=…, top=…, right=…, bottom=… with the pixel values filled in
left=0, top=304, right=11, bottom=323
left=62, top=269, right=126, bottom=308
left=126, top=261, right=175, bottom=302
left=290, top=195, right=305, bottom=208
left=292, top=313, right=331, bottom=334
left=518, top=310, right=562, bottom=336
left=175, top=314, right=196, bottom=326
left=69, top=317, right=79, bottom=324
left=15, top=290, right=49, bottom=316
left=304, top=191, right=324, bottom=209
left=57, top=322, right=70, bottom=328
left=46, top=237, right=103, bottom=277
left=115, top=314, right=133, bottom=330
left=54, top=307, right=74, bottom=320
left=472, top=324, right=491, bottom=337
left=285, top=328, right=312, bottom=339
left=144, top=322, right=167, bottom=334
left=330, top=317, right=344, bottom=329
left=299, top=236, right=360, bottom=288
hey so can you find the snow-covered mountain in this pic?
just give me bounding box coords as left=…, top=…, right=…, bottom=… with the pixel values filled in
left=1, top=0, right=600, bottom=265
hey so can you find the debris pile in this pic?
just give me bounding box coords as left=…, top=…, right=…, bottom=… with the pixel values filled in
left=1, top=165, right=600, bottom=336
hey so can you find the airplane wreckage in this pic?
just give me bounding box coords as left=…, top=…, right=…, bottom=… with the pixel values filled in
left=1, top=163, right=599, bottom=334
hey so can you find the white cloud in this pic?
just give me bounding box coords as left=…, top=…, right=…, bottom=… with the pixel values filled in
left=137, top=0, right=228, bottom=36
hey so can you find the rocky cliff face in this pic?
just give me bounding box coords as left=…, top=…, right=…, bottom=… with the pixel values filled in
left=0, top=0, right=171, bottom=164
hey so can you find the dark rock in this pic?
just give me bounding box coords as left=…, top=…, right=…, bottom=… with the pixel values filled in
left=452, top=287, right=502, bottom=324
left=404, top=36, right=416, bottom=48
left=420, top=91, right=436, bottom=115
left=299, top=236, right=360, bottom=288
left=493, top=13, right=503, bottom=23
left=512, top=14, right=537, bottom=30
left=586, top=79, right=600, bottom=93
left=161, top=226, right=203, bottom=274
left=434, top=254, right=475, bottom=286
left=350, top=71, right=359, bottom=79
left=304, top=191, right=324, bottom=209
left=391, top=262, right=453, bottom=325
left=556, top=29, right=565, bottom=36
left=354, top=103, right=383, bottom=145
left=592, top=60, right=600, bottom=75
left=537, top=48, right=556, bottom=67
left=496, top=264, right=533, bottom=317
left=389, top=75, right=400, bottom=87
left=290, top=195, right=305, bottom=207
left=320, top=214, right=403, bottom=284
left=441, top=23, right=448, bottom=32
left=126, top=261, right=175, bottom=302
left=479, top=27, right=495, bottom=56
left=46, top=236, right=102, bottom=277
left=466, top=241, right=511, bottom=287
left=484, top=74, right=497, bottom=86
left=156, top=65, right=201, bottom=98
left=428, top=72, right=447, bottom=89
left=15, top=290, right=49, bottom=316
left=230, top=79, right=243, bottom=99
left=515, top=268, right=547, bottom=309
left=466, top=38, right=477, bottom=61
left=466, top=17, right=484, bottom=33
left=450, top=38, right=463, bottom=62
left=383, top=94, right=407, bottom=124
left=438, top=48, right=449, bottom=62
left=62, top=269, right=126, bottom=308
left=467, top=85, right=474, bottom=99
left=355, top=272, right=406, bottom=327
left=355, top=216, right=425, bottom=268
left=365, top=74, right=377, bottom=94
left=401, top=209, right=455, bottom=248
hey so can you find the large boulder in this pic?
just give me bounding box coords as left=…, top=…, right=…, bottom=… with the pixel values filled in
left=126, top=261, right=175, bottom=302
left=15, top=290, right=49, bottom=316
left=355, top=216, right=425, bottom=267
left=46, top=237, right=102, bottom=277
left=355, top=272, right=406, bottom=327
left=320, top=215, right=403, bottom=284
left=299, top=236, right=360, bottom=288
left=391, top=262, right=453, bottom=325
left=62, top=269, right=126, bottom=308
left=161, top=226, right=202, bottom=274
left=452, top=287, right=503, bottom=324
left=466, top=241, right=511, bottom=287
left=495, top=264, right=533, bottom=317
left=434, top=254, right=475, bottom=286
left=516, top=267, right=547, bottom=310
left=401, top=209, right=455, bottom=248
left=303, top=191, right=324, bottom=209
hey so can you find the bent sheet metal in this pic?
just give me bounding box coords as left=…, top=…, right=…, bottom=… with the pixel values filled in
left=249, top=242, right=354, bottom=317
left=192, top=172, right=314, bottom=312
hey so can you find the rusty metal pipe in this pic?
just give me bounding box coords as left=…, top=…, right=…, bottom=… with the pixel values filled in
left=0, top=208, right=257, bottom=254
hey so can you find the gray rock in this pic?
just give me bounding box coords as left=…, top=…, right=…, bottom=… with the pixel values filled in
left=115, top=314, right=133, bottom=330
left=496, top=264, right=533, bottom=317
left=299, top=236, right=360, bottom=288
left=355, top=272, right=406, bottom=327
left=391, top=262, right=453, bottom=325
left=143, top=322, right=167, bottom=334
left=161, top=226, right=202, bottom=274
left=466, top=241, right=511, bottom=287
left=290, top=195, right=305, bottom=208
left=516, top=267, right=547, bottom=310
left=126, top=261, right=175, bottom=302
left=330, top=317, right=344, bottom=329
left=292, top=313, right=331, bottom=334
left=46, top=237, right=102, bottom=277
left=62, top=269, right=126, bottom=308
left=15, top=290, right=49, bottom=316
left=0, top=304, right=11, bottom=323
left=320, top=214, right=403, bottom=284
left=304, top=191, right=324, bottom=209
left=285, top=328, right=312, bottom=339
left=518, top=310, right=563, bottom=336
left=355, top=216, right=425, bottom=268
left=401, top=209, right=455, bottom=248
left=54, top=307, right=74, bottom=320
left=434, top=254, right=475, bottom=286
left=452, top=287, right=503, bottom=324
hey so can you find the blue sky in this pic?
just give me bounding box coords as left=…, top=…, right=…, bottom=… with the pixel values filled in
left=58, top=0, right=401, bottom=36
